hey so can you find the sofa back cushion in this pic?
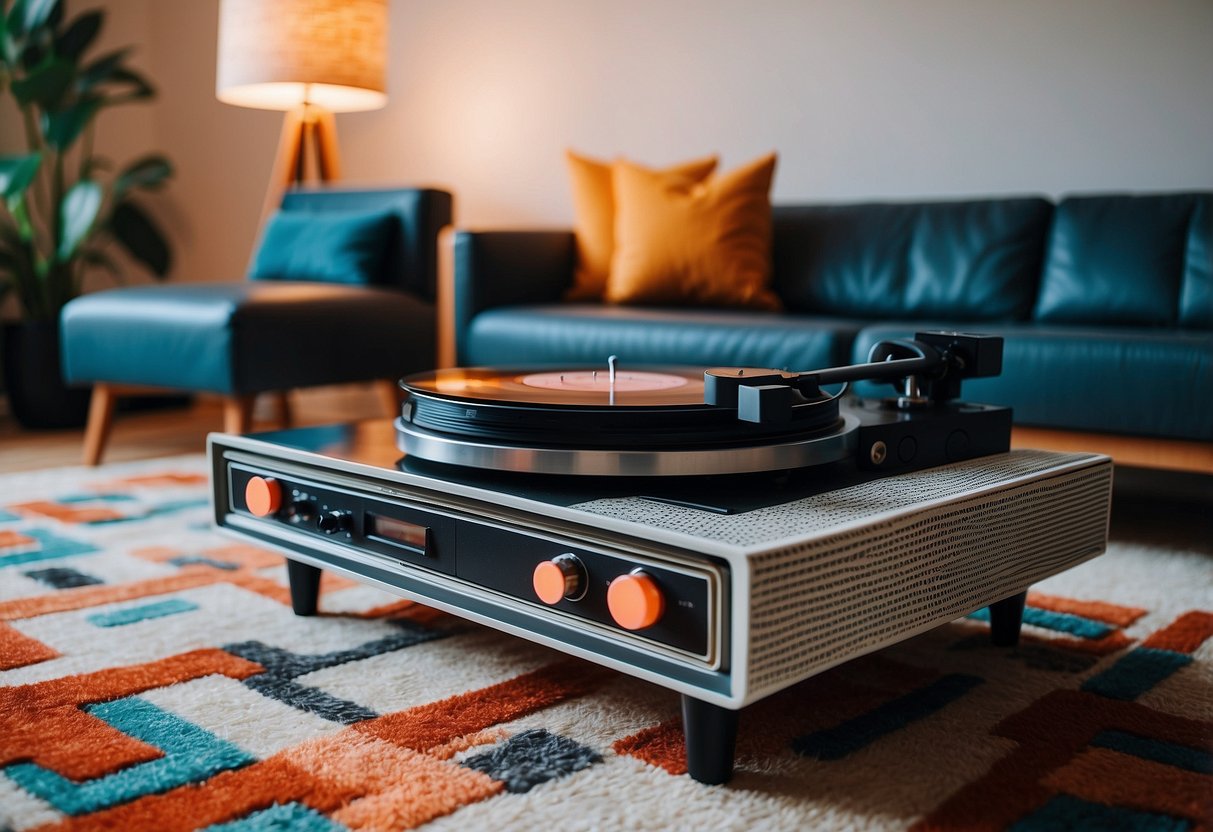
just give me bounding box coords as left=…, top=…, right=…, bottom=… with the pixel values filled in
left=1180, top=195, right=1212, bottom=328
left=1034, top=192, right=1206, bottom=327
left=772, top=197, right=1051, bottom=321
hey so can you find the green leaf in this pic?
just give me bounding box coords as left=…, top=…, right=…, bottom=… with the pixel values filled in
left=104, top=66, right=154, bottom=99
left=10, top=54, right=72, bottom=107
left=115, top=153, right=172, bottom=197
left=0, top=152, right=42, bottom=202
left=110, top=199, right=171, bottom=277
left=0, top=8, right=11, bottom=66
left=54, top=9, right=100, bottom=60
left=57, top=178, right=102, bottom=261
left=77, top=46, right=129, bottom=89
left=7, top=0, right=61, bottom=38
left=42, top=95, right=100, bottom=149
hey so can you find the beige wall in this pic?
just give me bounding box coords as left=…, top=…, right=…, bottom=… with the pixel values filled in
left=13, top=0, right=1213, bottom=287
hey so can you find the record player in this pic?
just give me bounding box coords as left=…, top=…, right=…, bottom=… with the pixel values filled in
left=209, top=332, right=1112, bottom=784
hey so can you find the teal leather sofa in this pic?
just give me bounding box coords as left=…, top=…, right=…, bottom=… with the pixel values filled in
left=452, top=192, right=1212, bottom=458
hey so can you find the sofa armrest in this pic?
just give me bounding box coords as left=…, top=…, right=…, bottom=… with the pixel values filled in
left=452, top=230, right=576, bottom=364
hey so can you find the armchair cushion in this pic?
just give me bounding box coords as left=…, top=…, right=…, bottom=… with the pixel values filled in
left=249, top=208, right=396, bottom=285
left=61, top=282, right=435, bottom=395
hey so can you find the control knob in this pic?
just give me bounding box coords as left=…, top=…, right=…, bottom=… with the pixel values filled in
left=607, top=570, right=665, bottom=630
left=317, top=510, right=352, bottom=534
left=532, top=554, right=586, bottom=604
left=245, top=476, right=282, bottom=517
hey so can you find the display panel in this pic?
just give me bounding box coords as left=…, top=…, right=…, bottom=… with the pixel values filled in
left=367, top=513, right=428, bottom=553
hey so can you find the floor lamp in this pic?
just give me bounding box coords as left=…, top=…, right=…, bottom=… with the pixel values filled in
left=215, top=0, right=388, bottom=223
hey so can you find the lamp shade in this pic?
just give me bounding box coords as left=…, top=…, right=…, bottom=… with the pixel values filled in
left=216, top=0, right=387, bottom=113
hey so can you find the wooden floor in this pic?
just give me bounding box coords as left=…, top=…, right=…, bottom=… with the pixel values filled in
left=0, top=384, right=390, bottom=474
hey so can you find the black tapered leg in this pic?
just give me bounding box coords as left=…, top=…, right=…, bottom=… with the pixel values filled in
left=988, top=590, right=1028, bottom=647
left=286, top=559, right=322, bottom=616
left=681, top=695, right=739, bottom=785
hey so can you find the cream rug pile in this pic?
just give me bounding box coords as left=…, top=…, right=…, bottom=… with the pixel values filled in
left=1, top=456, right=1209, bottom=831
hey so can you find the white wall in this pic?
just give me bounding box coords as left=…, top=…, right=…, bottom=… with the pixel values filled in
left=12, top=0, right=1213, bottom=287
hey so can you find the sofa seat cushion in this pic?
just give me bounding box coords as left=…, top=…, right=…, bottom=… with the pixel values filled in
left=61, top=282, right=434, bottom=395
left=463, top=304, right=864, bottom=370
left=851, top=323, right=1213, bottom=441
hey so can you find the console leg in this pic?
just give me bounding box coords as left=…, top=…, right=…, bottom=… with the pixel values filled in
left=989, top=590, right=1028, bottom=647
left=286, top=559, right=322, bottom=616
left=681, top=695, right=738, bottom=785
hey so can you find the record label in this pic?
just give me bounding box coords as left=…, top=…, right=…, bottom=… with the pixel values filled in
left=520, top=370, right=689, bottom=393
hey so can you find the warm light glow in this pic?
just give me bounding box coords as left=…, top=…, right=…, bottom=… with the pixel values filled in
left=216, top=0, right=387, bottom=113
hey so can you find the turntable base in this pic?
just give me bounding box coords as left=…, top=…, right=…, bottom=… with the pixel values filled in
left=209, top=419, right=1112, bottom=784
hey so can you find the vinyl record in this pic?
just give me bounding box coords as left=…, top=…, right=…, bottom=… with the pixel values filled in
left=398, top=366, right=841, bottom=450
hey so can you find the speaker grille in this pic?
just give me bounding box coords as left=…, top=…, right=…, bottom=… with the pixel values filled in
left=743, top=452, right=1110, bottom=699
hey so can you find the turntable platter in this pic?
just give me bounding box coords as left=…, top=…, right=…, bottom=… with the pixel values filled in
left=396, top=365, right=852, bottom=476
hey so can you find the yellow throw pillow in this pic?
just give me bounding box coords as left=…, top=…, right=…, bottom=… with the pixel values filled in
left=565, top=150, right=718, bottom=301
left=607, top=152, right=781, bottom=310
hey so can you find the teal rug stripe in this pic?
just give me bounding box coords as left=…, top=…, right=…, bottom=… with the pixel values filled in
left=87, top=598, right=199, bottom=628
left=1091, top=729, right=1213, bottom=774
left=792, top=673, right=983, bottom=760
left=58, top=494, right=137, bottom=504
left=968, top=606, right=1112, bottom=639
left=1009, top=793, right=1191, bottom=832
left=0, top=529, right=99, bottom=567
left=204, top=802, right=347, bottom=832
left=1081, top=648, right=1193, bottom=701
left=2, top=697, right=254, bottom=815
left=0, top=509, right=24, bottom=522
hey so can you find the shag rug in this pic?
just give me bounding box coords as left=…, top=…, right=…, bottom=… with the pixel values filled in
left=1, top=455, right=1210, bottom=832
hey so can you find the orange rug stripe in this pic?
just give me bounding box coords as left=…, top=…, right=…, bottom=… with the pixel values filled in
left=2, top=703, right=165, bottom=782
left=0, top=620, right=59, bottom=670
left=95, top=472, right=207, bottom=489
left=0, top=529, right=37, bottom=549
left=0, top=648, right=262, bottom=712
left=10, top=501, right=126, bottom=524
left=356, top=659, right=607, bottom=751
left=289, top=733, right=502, bottom=831
left=1141, top=610, right=1213, bottom=653
left=0, top=572, right=223, bottom=621
left=1026, top=591, right=1148, bottom=627
left=350, top=599, right=456, bottom=625
left=1043, top=746, right=1213, bottom=822
left=1023, top=629, right=1133, bottom=656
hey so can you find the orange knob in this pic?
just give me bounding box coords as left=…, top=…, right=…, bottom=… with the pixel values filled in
left=607, top=571, right=665, bottom=630
left=533, top=555, right=584, bottom=605
left=245, top=476, right=282, bottom=517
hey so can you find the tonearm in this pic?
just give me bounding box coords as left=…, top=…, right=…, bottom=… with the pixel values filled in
left=704, top=331, right=1005, bottom=425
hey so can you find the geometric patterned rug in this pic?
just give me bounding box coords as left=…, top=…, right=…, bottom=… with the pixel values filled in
left=2, top=456, right=1210, bottom=831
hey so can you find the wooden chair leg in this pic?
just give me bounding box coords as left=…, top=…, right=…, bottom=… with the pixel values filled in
left=223, top=395, right=256, bottom=434
left=82, top=383, right=118, bottom=466
left=376, top=379, right=402, bottom=418
left=270, top=391, right=293, bottom=428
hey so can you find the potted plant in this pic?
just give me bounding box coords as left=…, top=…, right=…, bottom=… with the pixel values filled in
left=1, top=0, right=172, bottom=428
